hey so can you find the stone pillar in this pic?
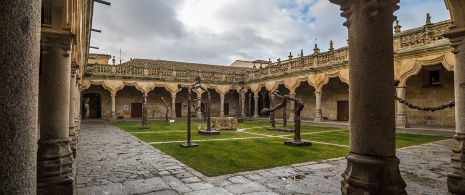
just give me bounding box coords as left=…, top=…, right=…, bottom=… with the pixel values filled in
left=395, top=87, right=409, bottom=128
left=444, top=22, right=465, bottom=194
left=171, top=95, right=177, bottom=119
left=241, top=95, right=246, bottom=118
left=329, top=0, right=406, bottom=194
left=220, top=94, right=225, bottom=117
left=253, top=95, right=259, bottom=118
left=69, top=68, right=77, bottom=158
left=196, top=94, right=203, bottom=119
left=38, top=33, right=75, bottom=194
left=289, top=93, right=296, bottom=121
left=0, top=1, right=40, bottom=194
left=314, top=92, right=323, bottom=122
left=110, top=93, right=116, bottom=121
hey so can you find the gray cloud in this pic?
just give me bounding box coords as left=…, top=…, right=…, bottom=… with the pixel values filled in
left=90, top=0, right=451, bottom=65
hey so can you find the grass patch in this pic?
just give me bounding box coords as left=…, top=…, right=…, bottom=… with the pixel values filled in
left=153, top=138, right=349, bottom=176
left=115, top=120, right=450, bottom=177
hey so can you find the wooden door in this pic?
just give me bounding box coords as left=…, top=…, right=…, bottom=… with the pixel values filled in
left=337, top=101, right=349, bottom=121
left=175, top=103, right=182, bottom=117
left=131, top=103, right=142, bottom=118
left=224, top=103, right=229, bottom=116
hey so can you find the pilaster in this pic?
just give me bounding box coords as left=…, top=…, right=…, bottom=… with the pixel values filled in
left=329, top=0, right=406, bottom=194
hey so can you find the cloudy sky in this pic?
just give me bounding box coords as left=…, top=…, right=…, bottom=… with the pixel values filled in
left=90, top=0, right=451, bottom=66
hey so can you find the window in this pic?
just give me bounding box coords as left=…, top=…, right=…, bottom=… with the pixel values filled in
left=429, top=70, right=440, bottom=86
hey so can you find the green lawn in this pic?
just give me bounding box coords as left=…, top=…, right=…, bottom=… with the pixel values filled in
left=114, top=120, right=450, bottom=177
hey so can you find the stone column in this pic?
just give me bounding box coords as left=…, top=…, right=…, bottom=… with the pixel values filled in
left=110, top=93, right=116, bottom=121
left=241, top=94, right=246, bottom=118
left=220, top=94, right=225, bottom=117
left=38, top=32, right=75, bottom=194
left=197, top=94, right=203, bottom=119
left=289, top=93, right=296, bottom=121
left=0, top=1, right=40, bottom=194
left=444, top=22, right=465, bottom=194
left=395, top=87, right=409, bottom=128
left=253, top=94, right=259, bottom=118
left=329, top=0, right=406, bottom=194
left=314, top=91, right=323, bottom=122
left=69, top=68, right=77, bottom=158
left=171, top=95, right=177, bottom=119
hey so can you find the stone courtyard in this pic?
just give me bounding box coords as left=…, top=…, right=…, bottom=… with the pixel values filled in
left=76, top=120, right=454, bottom=195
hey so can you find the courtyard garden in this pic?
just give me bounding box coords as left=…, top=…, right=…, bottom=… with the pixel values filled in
left=114, top=120, right=449, bottom=177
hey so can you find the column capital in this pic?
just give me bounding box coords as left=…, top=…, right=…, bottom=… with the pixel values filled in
left=330, top=0, right=400, bottom=28
left=40, top=28, right=75, bottom=57
left=443, top=27, right=465, bottom=54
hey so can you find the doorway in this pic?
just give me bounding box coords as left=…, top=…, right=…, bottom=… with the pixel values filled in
left=224, top=103, right=229, bottom=116
left=337, top=101, right=349, bottom=121
left=82, top=93, right=101, bottom=119
left=131, top=103, right=142, bottom=118
left=175, top=103, right=182, bottom=117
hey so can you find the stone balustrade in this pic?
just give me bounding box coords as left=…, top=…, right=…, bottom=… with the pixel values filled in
left=395, top=20, right=451, bottom=49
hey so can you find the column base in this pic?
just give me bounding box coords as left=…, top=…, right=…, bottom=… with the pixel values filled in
left=448, top=133, right=465, bottom=194
left=37, top=138, right=75, bottom=195
left=110, top=112, right=116, bottom=121
left=180, top=142, right=198, bottom=147
left=395, top=114, right=409, bottom=128
left=315, top=111, right=323, bottom=122
left=314, top=117, right=324, bottom=122
left=341, top=153, right=407, bottom=195
left=69, top=126, right=77, bottom=158
left=253, top=115, right=259, bottom=119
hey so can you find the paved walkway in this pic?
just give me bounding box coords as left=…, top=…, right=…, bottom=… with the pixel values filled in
left=76, top=120, right=454, bottom=194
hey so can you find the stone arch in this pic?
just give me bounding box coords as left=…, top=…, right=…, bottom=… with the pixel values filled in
left=397, top=54, right=455, bottom=87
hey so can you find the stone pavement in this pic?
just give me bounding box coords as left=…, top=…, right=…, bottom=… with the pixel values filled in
left=76, top=120, right=454, bottom=194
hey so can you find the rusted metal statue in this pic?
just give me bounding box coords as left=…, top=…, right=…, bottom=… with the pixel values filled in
left=177, top=76, right=201, bottom=147
left=261, top=91, right=311, bottom=146
left=193, top=98, right=207, bottom=121
left=192, top=84, right=219, bottom=135
left=139, top=94, right=149, bottom=129
left=161, top=97, right=170, bottom=125
left=266, top=90, right=293, bottom=131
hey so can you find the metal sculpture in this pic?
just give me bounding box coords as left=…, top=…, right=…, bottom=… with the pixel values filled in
left=161, top=97, right=170, bottom=125
left=261, top=91, right=311, bottom=146
left=139, top=94, right=149, bottom=129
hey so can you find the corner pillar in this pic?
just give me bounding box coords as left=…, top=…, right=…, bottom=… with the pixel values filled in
left=38, top=32, right=75, bottom=194
left=69, top=67, right=77, bottom=158
left=329, top=0, right=406, bottom=194
left=314, top=92, right=323, bottom=122
left=0, top=1, right=40, bottom=194
left=396, top=87, right=409, bottom=128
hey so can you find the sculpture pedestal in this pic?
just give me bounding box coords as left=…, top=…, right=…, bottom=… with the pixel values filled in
left=198, top=130, right=220, bottom=135
left=211, top=117, right=238, bottom=130
left=180, top=143, right=198, bottom=148
left=267, top=127, right=294, bottom=132
left=284, top=140, right=312, bottom=147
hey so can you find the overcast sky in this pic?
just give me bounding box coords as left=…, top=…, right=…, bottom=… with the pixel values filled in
left=90, top=0, right=451, bottom=66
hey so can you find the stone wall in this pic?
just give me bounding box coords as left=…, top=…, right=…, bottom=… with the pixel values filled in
left=405, top=67, right=455, bottom=126
left=295, top=82, right=316, bottom=119
left=321, top=78, right=349, bottom=120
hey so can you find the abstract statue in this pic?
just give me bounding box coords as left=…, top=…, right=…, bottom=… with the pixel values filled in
left=161, top=97, right=170, bottom=125
left=261, top=91, right=311, bottom=146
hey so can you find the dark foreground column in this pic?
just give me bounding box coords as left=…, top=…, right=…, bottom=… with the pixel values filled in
left=444, top=17, right=465, bottom=194
left=0, top=1, right=40, bottom=194
left=38, top=30, right=75, bottom=194
left=329, top=0, right=407, bottom=194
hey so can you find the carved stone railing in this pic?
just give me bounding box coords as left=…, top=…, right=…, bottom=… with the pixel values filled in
left=395, top=20, right=451, bottom=49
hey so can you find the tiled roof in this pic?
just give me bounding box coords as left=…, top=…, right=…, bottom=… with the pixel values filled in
left=123, top=59, right=255, bottom=74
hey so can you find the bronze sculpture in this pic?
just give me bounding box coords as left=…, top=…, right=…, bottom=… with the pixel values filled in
left=161, top=97, right=170, bottom=125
